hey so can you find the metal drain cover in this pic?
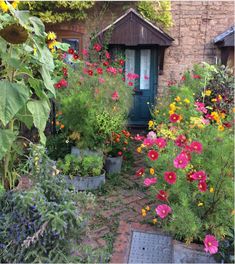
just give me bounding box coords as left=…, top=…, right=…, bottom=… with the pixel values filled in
left=128, top=231, right=173, bottom=263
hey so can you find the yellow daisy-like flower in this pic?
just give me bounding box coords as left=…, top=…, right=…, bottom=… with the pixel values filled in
left=211, top=98, right=217, bottom=102
left=198, top=202, right=204, bottom=207
left=211, top=112, right=220, bottom=123
left=152, top=218, right=158, bottom=224
left=220, top=112, right=226, bottom=119
left=175, top=96, right=181, bottom=102
left=141, top=209, right=147, bottom=217
left=0, top=1, right=8, bottom=12
left=47, top=31, right=57, bottom=41
left=205, top=90, right=212, bottom=96
left=145, top=206, right=150, bottom=211
left=11, top=0, right=19, bottom=9
left=210, top=187, right=214, bottom=193
left=149, top=168, right=155, bottom=175
left=169, top=103, right=176, bottom=111
left=136, top=147, right=142, bottom=153
left=169, top=110, right=175, bottom=115
left=218, top=125, right=224, bottom=131
left=48, top=40, right=57, bottom=50
left=184, top=98, right=190, bottom=104
left=148, top=120, right=154, bottom=128
left=218, top=94, right=222, bottom=101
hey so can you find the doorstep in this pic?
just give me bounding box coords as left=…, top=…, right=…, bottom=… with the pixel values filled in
left=110, top=221, right=216, bottom=263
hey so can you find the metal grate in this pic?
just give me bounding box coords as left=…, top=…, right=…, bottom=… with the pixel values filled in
left=128, top=231, right=173, bottom=263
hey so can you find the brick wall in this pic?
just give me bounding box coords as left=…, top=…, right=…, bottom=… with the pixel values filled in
left=159, top=1, right=234, bottom=94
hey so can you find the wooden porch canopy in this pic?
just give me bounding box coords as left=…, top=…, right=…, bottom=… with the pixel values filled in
left=96, top=8, right=174, bottom=46
left=213, top=26, right=234, bottom=48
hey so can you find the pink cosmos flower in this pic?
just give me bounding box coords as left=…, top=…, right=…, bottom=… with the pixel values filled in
left=155, top=137, right=167, bottom=149
left=175, top=134, right=187, bottom=147
left=170, top=113, right=180, bottom=123
left=118, top=68, right=123, bottom=74
left=164, top=171, right=177, bottom=184
left=143, top=138, right=155, bottom=147
left=93, top=43, right=102, bottom=52
left=98, top=77, right=105, bottom=84
left=128, top=81, right=134, bottom=86
left=156, top=204, right=172, bottom=219
left=148, top=150, right=159, bottom=161
left=107, top=67, right=117, bottom=75
left=198, top=180, right=207, bottom=192
left=134, top=134, right=145, bottom=141
left=204, top=235, right=218, bottom=255
left=192, top=170, right=207, bottom=181
left=135, top=167, right=145, bottom=177
left=195, top=102, right=207, bottom=114
left=144, top=177, right=157, bottom=187
left=156, top=190, right=169, bottom=201
left=179, top=150, right=191, bottom=162
left=173, top=153, right=189, bottom=169
left=82, top=49, right=88, bottom=56
left=147, top=131, right=157, bottom=140
left=105, top=51, right=111, bottom=59
left=96, top=68, right=103, bottom=74
left=127, top=72, right=139, bottom=80
left=189, top=141, right=203, bottom=154
left=111, top=91, right=119, bottom=101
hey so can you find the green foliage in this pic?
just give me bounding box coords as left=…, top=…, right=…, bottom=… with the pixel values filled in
left=0, top=173, right=96, bottom=263
left=0, top=5, right=55, bottom=189
left=137, top=1, right=173, bottom=29
left=57, top=153, right=103, bottom=178
left=19, top=1, right=95, bottom=24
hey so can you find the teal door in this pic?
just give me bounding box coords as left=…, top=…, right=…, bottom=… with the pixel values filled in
left=126, top=47, right=158, bottom=126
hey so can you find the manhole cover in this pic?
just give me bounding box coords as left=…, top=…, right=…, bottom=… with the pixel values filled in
left=128, top=231, right=173, bottom=263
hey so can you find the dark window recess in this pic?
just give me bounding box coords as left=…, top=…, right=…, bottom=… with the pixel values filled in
left=62, top=38, right=80, bottom=53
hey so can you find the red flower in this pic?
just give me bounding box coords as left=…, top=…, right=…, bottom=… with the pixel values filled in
left=135, top=167, right=145, bottom=177
left=148, top=150, right=159, bottom=161
left=96, top=68, right=103, bottom=74
left=156, top=204, right=172, bottom=219
left=88, top=70, right=93, bottom=76
left=223, top=122, right=232, bottom=128
left=103, top=61, right=109, bottom=67
left=198, top=180, right=207, bottom=192
left=155, top=137, right=167, bottom=149
left=60, top=79, right=68, bottom=87
left=164, top=171, right=177, bottom=185
left=173, top=153, right=189, bottom=169
left=156, top=190, right=169, bottom=201
left=181, top=75, right=186, bottom=81
left=111, top=91, right=119, bottom=101
left=62, top=67, right=68, bottom=77
left=73, top=53, right=79, bottom=60
left=187, top=171, right=196, bottom=182
left=192, top=170, right=207, bottom=181
left=105, top=51, right=111, bottom=59
left=128, top=81, right=134, bottom=86
left=54, top=82, right=62, bottom=89
left=189, top=141, right=203, bottom=154
left=118, top=151, right=122, bottom=156
left=170, top=113, right=180, bottom=123
left=68, top=48, right=74, bottom=54
left=119, top=59, right=125, bottom=66
left=82, top=49, right=88, bottom=56
left=93, top=43, right=102, bottom=52
left=175, top=135, right=187, bottom=147
left=193, top=74, right=201, bottom=79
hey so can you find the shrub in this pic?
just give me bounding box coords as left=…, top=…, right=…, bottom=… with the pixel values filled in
left=57, top=154, right=81, bottom=178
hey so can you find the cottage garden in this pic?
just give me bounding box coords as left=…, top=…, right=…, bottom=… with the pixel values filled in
left=0, top=2, right=234, bottom=264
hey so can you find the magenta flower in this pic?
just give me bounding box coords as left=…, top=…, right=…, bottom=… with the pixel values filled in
left=156, top=204, right=172, bottom=219
left=98, top=77, right=105, bottom=84
left=93, top=43, right=102, bottom=52
left=169, top=113, right=180, bottom=123
left=134, top=134, right=145, bottom=141
left=155, top=137, right=167, bottom=149
left=192, top=170, right=207, bottom=181
left=175, top=134, right=187, bottom=147
left=143, top=138, right=155, bottom=147
left=144, top=177, right=157, bottom=187
left=148, top=150, right=159, bottom=161
left=173, top=153, right=189, bottom=169
left=198, top=180, right=207, bottom=192
left=204, top=235, right=218, bottom=255
left=195, top=102, right=207, bottom=114
left=111, top=91, right=119, bottom=101
left=164, top=171, right=177, bottom=184
left=107, top=67, right=117, bottom=75
left=82, top=49, right=88, bottom=56
left=189, top=141, right=203, bottom=154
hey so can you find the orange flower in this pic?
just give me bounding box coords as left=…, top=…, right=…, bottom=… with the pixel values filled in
left=60, top=124, right=65, bottom=129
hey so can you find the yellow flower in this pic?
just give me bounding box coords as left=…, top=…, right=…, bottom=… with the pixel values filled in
left=136, top=147, right=142, bottom=153
left=175, top=96, right=181, bottom=102
left=211, top=98, right=217, bottom=102
left=11, top=0, right=19, bottom=9
left=218, top=125, right=224, bottom=131
left=218, top=94, right=222, bottom=101
left=149, top=168, right=155, bottom=175
left=220, top=112, right=226, bottom=119
left=48, top=40, right=57, bottom=50
left=145, top=206, right=150, bottom=211
left=47, top=31, right=57, bottom=41
left=141, top=209, right=147, bottom=217
left=210, top=187, right=214, bottom=193
left=184, top=98, right=190, bottom=104
left=198, top=202, right=204, bottom=207
left=169, top=110, right=175, bottom=115
left=0, top=1, right=8, bottom=12
left=148, top=120, right=154, bottom=128
left=211, top=112, right=220, bottom=123
left=169, top=103, right=176, bottom=111
left=205, top=90, right=212, bottom=96
left=152, top=218, right=158, bottom=224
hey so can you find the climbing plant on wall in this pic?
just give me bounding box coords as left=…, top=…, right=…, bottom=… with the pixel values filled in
left=137, top=0, right=173, bottom=29
left=19, top=1, right=94, bottom=23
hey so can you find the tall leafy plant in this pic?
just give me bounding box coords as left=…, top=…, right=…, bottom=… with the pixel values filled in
left=0, top=3, right=55, bottom=189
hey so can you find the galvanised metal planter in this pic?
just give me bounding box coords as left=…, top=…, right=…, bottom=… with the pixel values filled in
left=104, top=156, right=123, bottom=174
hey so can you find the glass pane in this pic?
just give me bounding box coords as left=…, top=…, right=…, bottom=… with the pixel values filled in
left=125, top=49, right=135, bottom=82
left=140, top=49, right=151, bottom=90
left=62, top=38, right=79, bottom=52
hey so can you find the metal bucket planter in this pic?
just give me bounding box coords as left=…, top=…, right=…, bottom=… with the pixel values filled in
left=64, top=170, right=105, bottom=191
left=104, top=156, right=123, bottom=174
left=71, top=146, right=103, bottom=158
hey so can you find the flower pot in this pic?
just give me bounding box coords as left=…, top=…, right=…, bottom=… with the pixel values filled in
left=64, top=170, right=105, bottom=191
left=71, top=146, right=103, bottom=158
left=104, top=156, right=123, bottom=174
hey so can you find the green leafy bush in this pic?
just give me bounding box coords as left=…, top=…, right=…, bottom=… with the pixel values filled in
left=81, top=155, right=103, bottom=177
left=57, top=154, right=81, bottom=178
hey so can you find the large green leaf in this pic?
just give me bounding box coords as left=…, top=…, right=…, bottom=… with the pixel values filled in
left=16, top=106, right=33, bottom=129
left=0, top=129, right=17, bottom=160
left=27, top=99, right=50, bottom=144
left=29, top=16, right=45, bottom=37
left=39, top=66, right=55, bottom=97
left=0, top=80, right=29, bottom=126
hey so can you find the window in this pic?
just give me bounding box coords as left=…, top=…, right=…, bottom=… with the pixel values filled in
left=62, top=38, right=80, bottom=53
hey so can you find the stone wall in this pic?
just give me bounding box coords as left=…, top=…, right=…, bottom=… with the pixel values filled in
left=159, top=1, right=234, bottom=94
